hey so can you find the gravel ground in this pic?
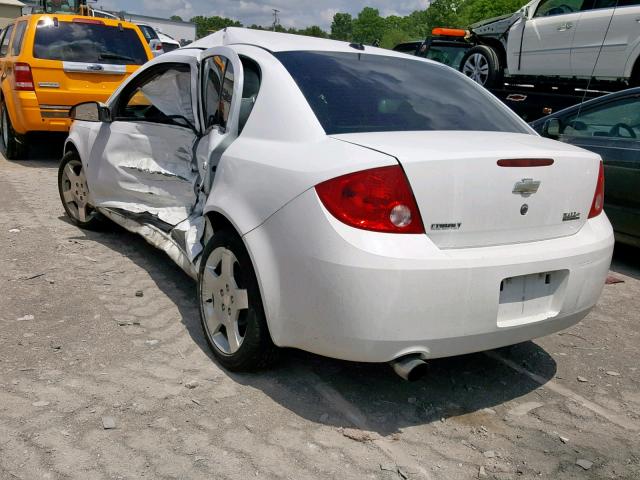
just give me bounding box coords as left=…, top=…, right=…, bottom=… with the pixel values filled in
left=1, top=149, right=639, bottom=480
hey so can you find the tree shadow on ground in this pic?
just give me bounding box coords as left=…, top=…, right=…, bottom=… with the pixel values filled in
left=69, top=217, right=558, bottom=436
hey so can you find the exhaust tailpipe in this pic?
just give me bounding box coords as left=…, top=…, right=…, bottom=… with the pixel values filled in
left=390, top=355, right=428, bottom=381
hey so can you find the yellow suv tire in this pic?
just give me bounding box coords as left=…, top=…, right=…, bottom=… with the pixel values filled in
left=0, top=99, right=27, bottom=160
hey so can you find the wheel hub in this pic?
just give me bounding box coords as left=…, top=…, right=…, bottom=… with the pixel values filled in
left=200, top=247, right=249, bottom=354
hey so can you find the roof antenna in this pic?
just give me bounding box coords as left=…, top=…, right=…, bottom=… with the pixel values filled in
left=349, top=43, right=365, bottom=51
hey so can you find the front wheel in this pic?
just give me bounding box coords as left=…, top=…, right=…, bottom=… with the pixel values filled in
left=198, top=229, right=278, bottom=371
left=58, top=151, right=103, bottom=229
left=460, top=45, right=503, bottom=88
left=0, top=98, right=27, bottom=160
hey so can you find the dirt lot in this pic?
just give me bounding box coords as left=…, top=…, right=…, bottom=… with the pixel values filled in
left=1, top=149, right=639, bottom=480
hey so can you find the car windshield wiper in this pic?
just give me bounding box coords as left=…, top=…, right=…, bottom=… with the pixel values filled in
left=99, top=53, right=136, bottom=62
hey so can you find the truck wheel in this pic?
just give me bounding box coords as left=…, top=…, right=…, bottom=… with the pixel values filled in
left=0, top=98, right=27, bottom=160
left=460, top=45, right=503, bottom=88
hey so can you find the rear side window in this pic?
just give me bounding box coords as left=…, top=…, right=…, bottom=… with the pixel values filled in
left=11, top=22, right=27, bottom=56
left=33, top=20, right=148, bottom=65
left=276, top=51, right=529, bottom=135
left=138, top=25, right=159, bottom=41
left=0, top=24, right=14, bottom=57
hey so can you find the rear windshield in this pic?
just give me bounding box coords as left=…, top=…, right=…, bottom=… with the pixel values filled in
left=275, top=51, right=529, bottom=135
left=34, top=20, right=148, bottom=65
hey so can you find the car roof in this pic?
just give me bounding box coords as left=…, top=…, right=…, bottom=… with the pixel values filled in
left=188, top=27, right=414, bottom=59
left=17, top=13, right=139, bottom=29
left=158, top=32, right=179, bottom=43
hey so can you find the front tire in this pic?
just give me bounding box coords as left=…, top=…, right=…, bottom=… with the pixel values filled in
left=198, top=229, right=278, bottom=371
left=0, top=98, right=27, bottom=160
left=58, top=151, right=103, bottom=229
left=460, top=45, right=503, bottom=88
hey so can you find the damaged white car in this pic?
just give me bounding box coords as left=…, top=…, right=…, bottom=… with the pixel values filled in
left=59, top=28, right=614, bottom=377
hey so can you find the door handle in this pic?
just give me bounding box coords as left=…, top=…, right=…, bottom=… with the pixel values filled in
left=557, top=22, right=573, bottom=31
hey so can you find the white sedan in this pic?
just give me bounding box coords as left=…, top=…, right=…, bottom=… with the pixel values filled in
left=59, top=28, right=614, bottom=379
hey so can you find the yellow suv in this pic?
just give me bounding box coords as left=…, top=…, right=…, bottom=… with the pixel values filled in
left=0, top=14, right=152, bottom=159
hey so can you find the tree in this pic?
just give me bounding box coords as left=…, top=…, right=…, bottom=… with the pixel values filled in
left=460, top=0, right=528, bottom=26
left=297, top=25, right=328, bottom=38
left=170, top=15, right=183, bottom=22
left=330, top=12, right=353, bottom=41
left=352, top=7, right=386, bottom=45
left=190, top=15, right=243, bottom=39
left=423, top=0, right=467, bottom=30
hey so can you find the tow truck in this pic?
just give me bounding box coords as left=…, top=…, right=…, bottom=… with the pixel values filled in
left=395, top=28, right=620, bottom=122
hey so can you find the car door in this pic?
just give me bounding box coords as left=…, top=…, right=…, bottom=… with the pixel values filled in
left=571, top=0, right=640, bottom=78
left=195, top=47, right=245, bottom=200
left=516, top=0, right=587, bottom=76
left=85, top=58, right=201, bottom=229
left=556, top=94, right=640, bottom=240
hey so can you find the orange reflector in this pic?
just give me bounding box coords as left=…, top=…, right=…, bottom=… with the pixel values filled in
left=497, top=159, right=554, bottom=167
left=432, top=27, right=466, bottom=37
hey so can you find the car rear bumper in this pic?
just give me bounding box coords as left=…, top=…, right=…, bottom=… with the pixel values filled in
left=245, top=189, right=615, bottom=363
left=10, top=92, right=71, bottom=134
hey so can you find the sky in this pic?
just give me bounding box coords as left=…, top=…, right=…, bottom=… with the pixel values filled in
left=93, top=0, right=429, bottom=29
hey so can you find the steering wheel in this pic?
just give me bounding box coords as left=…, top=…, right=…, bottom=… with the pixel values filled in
left=609, top=122, right=637, bottom=139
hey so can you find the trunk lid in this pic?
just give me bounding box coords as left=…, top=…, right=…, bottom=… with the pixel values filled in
left=332, top=131, right=601, bottom=249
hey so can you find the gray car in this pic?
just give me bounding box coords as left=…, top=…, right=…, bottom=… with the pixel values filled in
left=532, top=88, right=640, bottom=247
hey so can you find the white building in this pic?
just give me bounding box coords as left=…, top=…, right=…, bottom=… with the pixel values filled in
left=120, top=12, right=196, bottom=45
left=0, top=0, right=24, bottom=28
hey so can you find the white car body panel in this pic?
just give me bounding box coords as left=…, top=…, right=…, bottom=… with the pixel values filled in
left=572, top=5, right=640, bottom=79
left=64, top=28, right=615, bottom=364
left=334, top=131, right=601, bottom=248
left=515, top=12, right=579, bottom=76
left=504, top=0, right=640, bottom=80
left=245, top=188, right=613, bottom=362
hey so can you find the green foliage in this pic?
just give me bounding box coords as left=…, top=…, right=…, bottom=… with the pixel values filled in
left=190, top=15, right=242, bottom=39
left=189, top=0, right=528, bottom=45
left=296, top=25, right=328, bottom=38
left=460, top=0, right=529, bottom=25
left=330, top=12, right=353, bottom=41
left=170, top=15, right=183, bottom=22
left=352, top=7, right=386, bottom=45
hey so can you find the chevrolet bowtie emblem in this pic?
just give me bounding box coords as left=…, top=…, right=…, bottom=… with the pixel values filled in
left=513, top=178, right=541, bottom=197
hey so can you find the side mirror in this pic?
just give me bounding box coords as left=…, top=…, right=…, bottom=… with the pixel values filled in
left=70, top=102, right=111, bottom=122
left=543, top=118, right=561, bottom=138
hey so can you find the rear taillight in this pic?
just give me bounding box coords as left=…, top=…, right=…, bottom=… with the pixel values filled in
left=315, top=165, right=424, bottom=234
left=14, top=63, right=34, bottom=91
left=155, top=43, right=163, bottom=51
left=588, top=161, right=605, bottom=219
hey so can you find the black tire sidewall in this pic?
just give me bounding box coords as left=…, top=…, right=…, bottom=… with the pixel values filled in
left=460, top=45, right=503, bottom=88
left=0, top=99, right=23, bottom=160
left=198, top=229, right=277, bottom=371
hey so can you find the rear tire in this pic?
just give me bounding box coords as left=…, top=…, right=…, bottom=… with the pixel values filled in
left=460, top=45, right=503, bottom=88
left=198, top=229, right=279, bottom=372
left=0, top=98, right=27, bottom=160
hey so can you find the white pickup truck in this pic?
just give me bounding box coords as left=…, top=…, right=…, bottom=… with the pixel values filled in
left=459, top=0, right=640, bottom=88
